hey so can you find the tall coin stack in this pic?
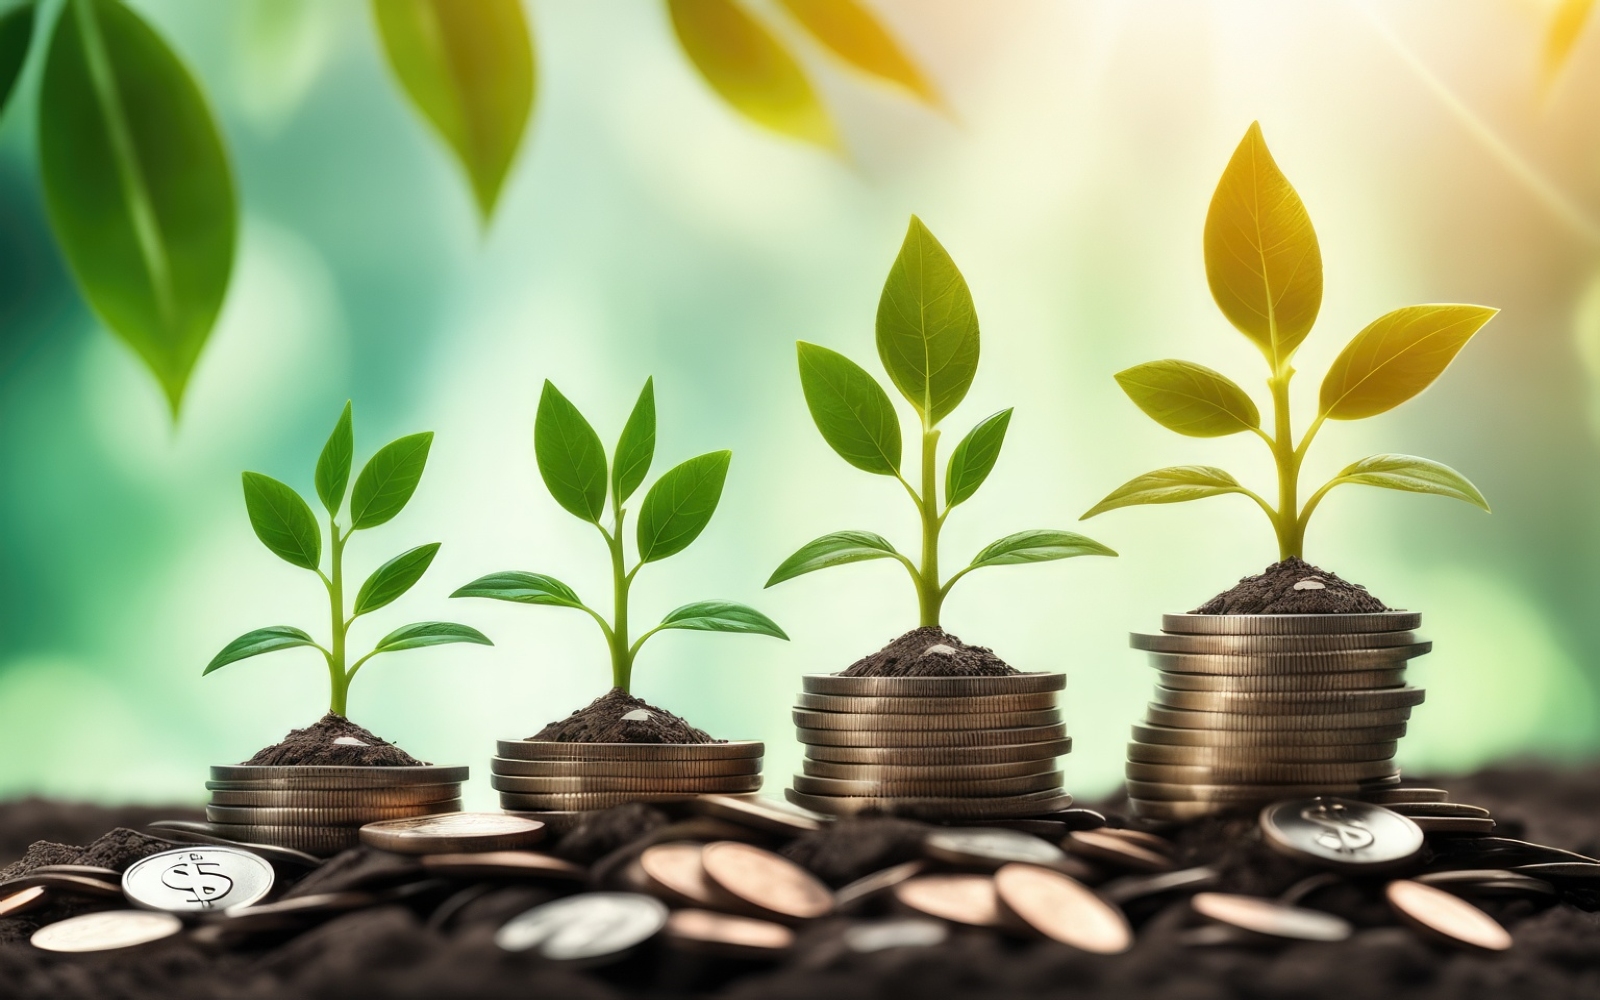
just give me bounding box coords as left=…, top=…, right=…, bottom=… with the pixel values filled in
left=492, top=741, right=765, bottom=831
left=785, top=672, right=1074, bottom=820
left=1124, top=611, right=1428, bottom=821
left=205, top=764, right=468, bottom=856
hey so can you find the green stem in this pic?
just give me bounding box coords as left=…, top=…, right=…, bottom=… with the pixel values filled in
left=1268, top=370, right=1303, bottom=560
left=606, top=505, right=634, bottom=694
left=326, top=520, right=349, bottom=716
left=916, top=426, right=943, bottom=627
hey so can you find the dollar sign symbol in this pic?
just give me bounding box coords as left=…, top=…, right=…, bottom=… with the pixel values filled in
left=1300, top=800, right=1375, bottom=855
left=161, top=855, right=235, bottom=907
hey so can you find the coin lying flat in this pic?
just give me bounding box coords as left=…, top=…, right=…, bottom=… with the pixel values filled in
left=801, top=673, right=1065, bottom=697
left=490, top=756, right=762, bottom=778
left=803, top=739, right=1072, bottom=766
left=1132, top=723, right=1407, bottom=747
left=31, top=911, right=184, bottom=952
left=1132, top=630, right=1422, bottom=654
left=209, top=765, right=469, bottom=784
left=700, top=841, right=833, bottom=920
left=1126, top=760, right=1401, bottom=785
left=834, top=861, right=927, bottom=910
left=495, top=740, right=763, bottom=762
left=205, top=824, right=360, bottom=855
left=795, top=692, right=1058, bottom=714
left=803, top=758, right=1058, bottom=782
left=1145, top=649, right=1429, bottom=675
left=796, top=724, right=1067, bottom=748
left=1100, top=866, right=1220, bottom=904
left=1190, top=892, right=1352, bottom=941
left=638, top=843, right=719, bottom=906
left=1161, top=612, right=1420, bottom=635
left=206, top=801, right=461, bottom=826
left=893, top=874, right=1002, bottom=926
left=1260, top=798, right=1424, bottom=869
left=924, top=828, right=1069, bottom=870
left=1513, top=862, right=1600, bottom=879
left=0, top=873, right=121, bottom=897
left=1144, top=706, right=1412, bottom=731
left=0, top=886, right=46, bottom=918
left=1151, top=687, right=1426, bottom=713
left=489, top=773, right=763, bottom=794
left=689, top=794, right=825, bottom=835
left=496, top=892, right=668, bottom=961
left=207, top=785, right=463, bottom=808
left=792, top=708, right=1062, bottom=732
left=122, top=846, right=274, bottom=912
left=786, top=788, right=1072, bottom=820
left=665, top=908, right=794, bottom=957
left=1359, top=787, right=1449, bottom=804
left=1158, top=669, right=1408, bottom=693
left=498, top=791, right=706, bottom=811
left=1415, top=870, right=1557, bottom=897
left=792, top=771, right=1063, bottom=799
left=1386, top=879, right=1511, bottom=951
left=419, top=851, right=584, bottom=880
left=1130, top=780, right=1386, bottom=803
left=360, top=812, right=546, bottom=854
left=1126, top=741, right=1399, bottom=766
left=994, top=864, right=1131, bottom=953
left=1064, top=830, right=1175, bottom=873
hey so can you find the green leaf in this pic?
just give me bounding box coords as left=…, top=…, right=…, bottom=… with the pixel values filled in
left=766, top=530, right=901, bottom=587
left=875, top=216, right=980, bottom=426
left=353, top=542, right=440, bottom=617
left=349, top=431, right=433, bottom=530
left=371, top=0, right=534, bottom=219
left=655, top=600, right=789, bottom=639
left=535, top=381, right=608, bottom=524
left=945, top=408, right=1011, bottom=508
left=613, top=377, right=655, bottom=505
left=450, top=570, right=586, bottom=609
left=1324, top=454, right=1490, bottom=511
left=369, top=621, right=493, bottom=655
left=1081, top=466, right=1249, bottom=519
left=242, top=472, right=322, bottom=570
left=39, top=0, right=237, bottom=418
left=667, top=0, right=835, bottom=148
left=1319, top=304, right=1497, bottom=420
left=966, top=529, right=1117, bottom=570
left=637, top=450, right=731, bottom=563
left=796, top=341, right=901, bottom=476
left=203, top=625, right=318, bottom=676
left=1203, top=122, right=1321, bottom=369
left=775, top=0, right=938, bottom=105
left=1114, top=360, right=1260, bottom=437
left=0, top=1, right=34, bottom=117
left=314, top=400, right=354, bottom=516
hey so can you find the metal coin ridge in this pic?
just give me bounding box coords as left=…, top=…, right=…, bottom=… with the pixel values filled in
left=1160, top=612, right=1421, bottom=635
left=800, top=672, right=1065, bottom=697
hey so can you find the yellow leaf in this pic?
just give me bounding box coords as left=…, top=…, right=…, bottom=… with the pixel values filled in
left=1203, top=122, right=1322, bottom=370
left=1319, top=304, right=1497, bottom=420
left=776, top=0, right=939, bottom=106
left=1544, top=0, right=1595, bottom=89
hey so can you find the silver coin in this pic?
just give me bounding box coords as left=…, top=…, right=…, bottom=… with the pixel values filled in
left=1260, top=798, right=1423, bottom=869
left=1132, top=631, right=1423, bottom=654
left=205, top=777, right=466, bottom=792
left=206, top=801, right=461, bottom=825
left=792, top=771, right=1063, bottom=798
left=1126, top=760, right=1400, bottom=785
left=1151, top=687, right=1426, bottom=713
left=121, top=846, right=274, bottom=912
left=796, top=723, right=1067, bottom=748
left=800, top=672, right=1065, bottom=697
left=495, top=740, right=764, bottom=762
left=785, top=788, right=1072, bottom=820
left=1126, top=740, right=1398, bottom=765
left=803, top=739, right=1072, bottom=766
left=1161, top=612, right=1420, bottom=635
left=841, top=916, right=947, bottom=952
left=495, top=892, right=668, bottom=960
left=31, top=910, right=183, bottom=952
left=1144, top=706, right=1412, bottom=731
left=490, top=756, right=762, bottom=778
left=498, top=791, right=707, bottom=810
left=1146, top=648, right=1430, bottom=675
left=1132, top=723, right=1407, bottom=747
left=489, top=773, right=763, bottom=794
left=924, top=828, right=1068, bottom=869
left=143, top=821, right=323, bottom=868
left=207, top=785, right=462, bottom=808
left=206, top=823, right=361, bottom=856
left=1157, top=669, right=1407, bottom=693
left=791, top=708, right=1062, bottom=731
left=209, top=765, right=468, bottom=784
left=803, top=758, right=1058, bottom=781
left=795, top=692, right=1058, bottom=714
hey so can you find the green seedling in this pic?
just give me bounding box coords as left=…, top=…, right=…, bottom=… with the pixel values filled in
left=453, top=379, right=787, bottom=694
left=205, top=402, right=491, bottom=717
left=768, top=216, right=1116, bottom=627
left=1082, top=123, right=1497, bottom=559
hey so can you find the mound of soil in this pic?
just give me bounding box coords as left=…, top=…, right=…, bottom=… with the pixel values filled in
left=1193, top=557, right=1389, bottom=615
left=243, top=714, right=425, bottom=766
left=840, top=627, right=1020, bottom=677
left=531, top=689, right=716, bottom=744
left=0, top=827, right=181, bottom=943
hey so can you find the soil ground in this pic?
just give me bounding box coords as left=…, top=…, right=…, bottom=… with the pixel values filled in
left=840, top=627, right=1020, bottom=677
left=1194, top=558, right=1390, bottom=615
left=531, top=689, right=717, bottom=744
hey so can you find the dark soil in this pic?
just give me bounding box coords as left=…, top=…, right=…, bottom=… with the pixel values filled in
left=1194, top=557, right=1390, bottom=614
left=840, top=627, right=1020, bottom=677
left=0, top=827, right=184, bottom=944
left=781, top=816, right=933, bottom=886
left=244, top=714, right=425, bottom=766
left=531, top=689, right=717, bottom=744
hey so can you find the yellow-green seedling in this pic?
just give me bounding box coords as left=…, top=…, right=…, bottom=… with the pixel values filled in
left=1083, top=123, right=1497, bottom=559
left=205, top=402, right=491, bottom=716
left=768, top=216, right=1116, bottom=627
left=453, top=379, right=787, bottom=694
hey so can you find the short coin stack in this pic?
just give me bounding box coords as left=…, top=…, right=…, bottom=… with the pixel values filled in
left=205, top=765, right=467, bottom=856
left=786, top=672, right=1073, bottom=820
left=492, top=741, right=764, bottom=829
left=1125, top=611, right=1428, bottom=821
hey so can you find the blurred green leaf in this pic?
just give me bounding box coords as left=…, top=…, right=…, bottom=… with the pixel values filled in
left=876, top=216, right=979, bottom=425
left=966, top=529, right=1117, bottom=570
left=776, top=0, right=938, bottom=105
left=372, top=0, right=535, bottom=218
left=0, top=1, right=34, bottom=116
left=1115, top=360, right=1260, bottom=437
left=766, top=529, right=901, bottom=586
left=39, top=0, right=237, bottom=417
left=637, top=450, right=730, bottom=562
left=1323, top=454, right=1489, bottom=511
left=350, top=431, right=433, bottom=530
left=242, top=472, right=322, bottom=570
left=613, top=377, right=656, bottom=505
left=655, top=600, right=788, bottom=639
left=353, top=542, right=440, bottom=616
left=535, top=381, right=608, bottom=524
left=1082, top=466, right=1249, bottom=519
left=797, top=341, right=902, bottom=476
left=369, top=620, right=492, bottom=654
left=945, top=408, right=1011, bottom=507
left=451, top=570, right=586, bottom=609
left=667, top=0, right=835, bottom=148
left=315, top=400, right=354, bottom=516
left=1319, top=304, right=1497, bottom=420
left=204, top=625, right=318, bottom=676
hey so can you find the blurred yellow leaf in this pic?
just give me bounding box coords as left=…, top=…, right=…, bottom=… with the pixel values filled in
left=1318, top=304, right=1497, bottom=420
left=1544, top=0, right=1594, bottom=88
left=668, top=0, right=836, bottom=149
left=776, top=0, right=939, bottom=106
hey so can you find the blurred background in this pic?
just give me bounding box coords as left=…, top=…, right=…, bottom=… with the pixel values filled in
left=1, top=0, right=1597, bottom=809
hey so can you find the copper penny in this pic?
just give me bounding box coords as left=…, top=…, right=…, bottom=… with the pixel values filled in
left=0, top=886, right=46, bottom=918
left=700, top=841, right=832, bottom=920
left=664, top=908, right=793, bottom=956
left=1385, top=880, right=1511, bottom=951
left=1191, top=892, right=1352, bottom=941
left=994, top=864, right=1131, bottom=954
left=639, top=843, right=720, bottom=907
left=1065, top=830, right=1176, bottom=873
left=893, top=874, right=1002, bottom=926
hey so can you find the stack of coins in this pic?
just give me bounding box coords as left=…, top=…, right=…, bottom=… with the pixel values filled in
left=784, top=672, right=1073, bottom=820
left=1125, top=611, right=1428, bottom=821
left=491, top=741, right=764, bottom=828
left=205, top=765, right=467, bottom=856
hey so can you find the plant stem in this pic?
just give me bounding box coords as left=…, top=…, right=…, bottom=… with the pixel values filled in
left=606, top=505, right=633, bottom=693
left=1268, top=370, right=1303, bottom=560
left=327, top=519, right=348, bottom=717
left=916, top=426, right=943, bottom=627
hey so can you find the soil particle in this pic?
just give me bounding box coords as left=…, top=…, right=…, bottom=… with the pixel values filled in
left=244, top=714, right=425, bottom=766
left=781, top=817, right=932, bottom=887
left=1194, top=557, right=1390, bottom=615
left=531, top=689, right=716, bottom=744
left=554, top=803, right=672, bottom=864
left=839, top=627, right=1020, bottom=678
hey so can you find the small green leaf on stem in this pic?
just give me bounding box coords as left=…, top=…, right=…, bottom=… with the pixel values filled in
left=242, top=472, right=322, bottom=570
left=350, top=431, right=433, bottom=529
left=451, top=570, right=587, bottom=608
left=797, top=341, right=902, bottom=475
left=876, top=216, right=979, bottom=425
left=1319, top=304, right=1497, bottom=420
left=655, top=600, right=789, bottom=639
left=1115, top=360, right=1260, bottom=437
left=775, top=0, right=938, bottom=106
left=0, top=1, right=34, bottom=116
left=945, top=408, right=1011, bottom=507
left=1323, top=454, right=1489, bottom=511
left=369, top=621, right=492, bottom=654
left=315, top=400, right=354, bottom=515
left=965, top=529, right=1116, bottom=571
left=766, top=529, right=902, bottom=587
left=204, top=625, right=318, bottom=675
left=1082, top=466, right=1249, bottom=519
left=613, top=377, right=656, bottom=505
left=535, top=381, right=608, bottom=523
left=637, top=450, right=731, bottom=563
left=353, top=542, right=441, bottom=616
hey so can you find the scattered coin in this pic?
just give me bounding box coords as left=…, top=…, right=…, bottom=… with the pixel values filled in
left=1064, top=830, right=1176, bottom=873
left=796, top=723, right=1068, bottom=748
left=1259, top=798, right=1423, bottom=870
left=1513, top=862, right=1600, bottom=879
left=689, top=794, right=825, bottom=835
left=786, top=788, right=1073, bottom=820
left=31, top=910, right=184, bottom=952
left=802, top=740, right=1072, bottom=767
left=207, top=785, right=464, bottom=808
left=792, top=708, right=1062, bottom=732
left=1100, top=866, right=1220, bottom=904
left=0, top=873, right=122, bottom=897
left=0, top=886, right=46, bottom=918
left=1360, top=787, right=1450, bottom=804
left=893, top=874, right=1002, bottom=926
left=144, top=821, right=323, bottom=867
left=1143, top=706, right=1413, bottom=732
left=496, top=892, right=669, bottom=961
left=842, top=917, right=948, bottom=952
left=1386, top=879, right=1511, bottom=951
left=994, top=863, right=1131, bottom=954
left=1191, top=892, right=1352, bottom=941
left=664, top=908, right=793, bottom=957
left=360, top=812, right=546, bottom=854
left=1126, top=740, right=1400, bottom=766
left=1160, top=611, right=1420, bottom=635
left=489, top=773, right=763, bottom=794
left=792, top=771, right=1063, bottom=799
left=1131, top=630, right=1421, bottom=654
left=122, top=846, right=274, bottom=912
left=496, top=740, right=764, bottom=762
left=1412, top=817, right=1497, bottom=835
left=924, top=828, right=1068, bottom=870
left=419, top=851, right=585, bottom=881
left=1415, top=870, right=1557, bottom=897
left=1133, top=723, right=1407, bottom=748
left=490, top=756, right=762, bottom=778
left=1429, top=836, right=1598, bottom=869
left=1126, top=760, right=1401, bottom=785
left=1150, top=686, right=1425, bottom=713
left=218, top=891, right=377, bottom=933
left=638, top=843, right=720, bottom=906
left=1157, top=669, right=1408, bottom=693
left=834, top=860, right=927, bottom=911
left=206, top=801, right=461, bottom=826
left=700, top=841, right=833, bottom=920
left=801, top=673, right=1065, bottom=697
left=209, top=765, right=469, bottom=784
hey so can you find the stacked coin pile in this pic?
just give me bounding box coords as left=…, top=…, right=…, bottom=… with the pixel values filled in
left=205, top=765, right=467, bottom=856
left=492, top=740, right=764, bottom=827
left=785, top=672, right=1073, bottom=820
left=1125, top=611, right=1428, bottom=820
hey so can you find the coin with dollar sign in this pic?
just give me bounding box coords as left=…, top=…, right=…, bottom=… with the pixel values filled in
left=1259, top=797, right=1423, bottom=871
left=121, top=846, right=275, bottom=912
